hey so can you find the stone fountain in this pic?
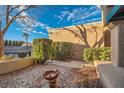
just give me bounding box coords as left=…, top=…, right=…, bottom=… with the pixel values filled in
left=43, top=70, right=59, bottom=88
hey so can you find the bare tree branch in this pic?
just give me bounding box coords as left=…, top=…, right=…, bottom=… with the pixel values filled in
left=2, top=5, right=36, bottom=34
left=63, top=27, right=85, bottom=42
left=14, top=5, right=35, bottom=18
left=76, top=25, right=90, bottom=48
left=76, top=25, right=87, bottom=39
left=92, top=36, right=104, bottom=47
left=91, top=26, right=98, bottom=47
left=2, top=16, right=17, bottom=34
left=9, top=5, right=20, bottom=13
left=14, top=16, right=29, bottom=21
left=92, top=26, right=104, bottom=47
left=6, top=5, right=10, bottom=25
left=81, top=25, right=87, bottom=38
left=64, top=24, right=103, bottom=48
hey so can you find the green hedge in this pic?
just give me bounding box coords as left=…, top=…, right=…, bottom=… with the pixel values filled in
left=33, top=42, right=44, bottom=64
left=4, top=40, right=24, bottom=46
left=51, top=42, right=73, bottom=60
left=32, top=38, right=52, bottom=64
left=32, top=39, right=73, bottom=63
left=83, top=47, right=111, bottom=63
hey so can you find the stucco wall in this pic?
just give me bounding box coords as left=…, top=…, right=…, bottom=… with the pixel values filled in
left=49, top=23, right=110, bottom=60
left=111, top=23, right=124, bottom=67
left=0, top=57, right=34, bottom=75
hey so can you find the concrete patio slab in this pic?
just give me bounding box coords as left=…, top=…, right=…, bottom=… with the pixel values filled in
left=97, top=64, right=124, bottom=88
left=48, top=60, right=84, bottom=68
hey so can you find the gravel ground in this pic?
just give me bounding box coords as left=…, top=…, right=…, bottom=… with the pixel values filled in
left=0, top=64, right=103, bottom=88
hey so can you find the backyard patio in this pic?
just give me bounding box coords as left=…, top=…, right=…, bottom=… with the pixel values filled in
left=0, top=61, right=102, bottom=88
left=0, top=5, right=122, bottom=88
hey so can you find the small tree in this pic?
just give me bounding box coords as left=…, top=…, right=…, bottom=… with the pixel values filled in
left=0, top=5, right=37, bottom=58
left=6, top=40, right=9, bottom=46
left=4, top=40, right=7, bottom=46
left=11, top=40, right=13, bottom=46
left=8, top=40, right=11, bottom=46
left=17, top=41, right=20, bottom=46
left=15, top=41, right=17, bottom=46
left=13, top=41, right=16, bottom=46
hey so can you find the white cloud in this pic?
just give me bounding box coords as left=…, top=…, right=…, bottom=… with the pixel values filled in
left=55, top=6, right=101, bottom=25
left=55, top=10, right=70, bottom=21
left=73, top=17, right=101, bottom=25
left=80, top=10, right=101, bottom=19
left=88, top=6, right=98, bottom=11
left=15, top=5, right=50, bottom=35
left=32, top=30, right=48, bottom=36
left=33, top=21, right=50, bottom=30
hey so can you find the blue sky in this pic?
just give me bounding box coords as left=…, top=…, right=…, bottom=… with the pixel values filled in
left=1, top=5, right=101, bottom=43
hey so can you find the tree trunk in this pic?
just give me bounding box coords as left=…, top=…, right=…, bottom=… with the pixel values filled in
left=26, top=37, right=28, bottom=50
left=0, top=32, right=4, bottom=59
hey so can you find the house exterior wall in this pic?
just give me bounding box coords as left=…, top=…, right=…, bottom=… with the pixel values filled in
left=49, top=23, right=110, bottom=60
left=104, top=30, right=111, bottom=47
left=110, top=21, right=124, bottom=67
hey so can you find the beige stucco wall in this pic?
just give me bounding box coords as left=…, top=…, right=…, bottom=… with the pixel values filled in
left=48, top=23, right=110, bottom=60
left=0, top=57, right=34, bottom=75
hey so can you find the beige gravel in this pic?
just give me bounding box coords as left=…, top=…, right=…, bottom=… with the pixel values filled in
left=0, top=64, right=102, bottom=88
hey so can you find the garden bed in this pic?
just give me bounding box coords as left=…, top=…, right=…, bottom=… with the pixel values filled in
left=0, top=64, right=102, bottom=88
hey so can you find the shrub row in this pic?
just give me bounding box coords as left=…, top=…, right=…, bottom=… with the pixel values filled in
left=32, top=38, right=73, bottom=64
left=32, top=38, right=52, bottom=64
left=51, top=42, right=73, bottom=60
left=83, top=47, right=111, bottom=63
left=4, top=40, right=24, bottom=46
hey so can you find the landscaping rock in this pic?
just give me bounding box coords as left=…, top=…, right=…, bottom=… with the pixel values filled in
left=0, top=64, right=102, bottom=88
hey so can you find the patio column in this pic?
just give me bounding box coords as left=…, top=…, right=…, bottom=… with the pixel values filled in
left=101, top=6, right=107, bottom=26
left=111, top=24, right=124, bottom=67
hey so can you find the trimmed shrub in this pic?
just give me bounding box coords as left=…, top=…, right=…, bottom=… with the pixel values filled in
left=13, top=41, right=16, bottom=46
left=32, top=42, right=44, bottom=64
left=32, top=39, right=73, bottom=63
left=4, top=40, right=8, bottom=46
left=15, top=41, right=17, bottom=46
left=32, top=38, right=52, bottom=64
left=83, top=48, right=94, bottom=63
left=4, top=40, right=24, bottom=46
left=83, top=47, right=111, bottom=63
left=8, top=40, right=11, bottom=46
left=51, top=42, right=73, bottom=60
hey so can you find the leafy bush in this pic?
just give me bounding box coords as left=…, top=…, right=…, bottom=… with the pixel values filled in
left=51, top=42, right=73, bottom=60
left=33, top=39, right=73, bottom=62
left=83, top=47, right=111, bottom=63
left=33, top=38, right=52, bottom=64
left=83, top=48, right=94, bottom=63
left=32, top=42, right=44, bottom=64
left=8, top=40, right=11, bottom=46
